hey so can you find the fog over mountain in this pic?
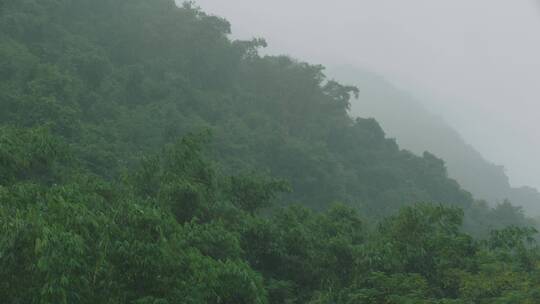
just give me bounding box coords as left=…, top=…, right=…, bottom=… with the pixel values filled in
left=328, top=65, right=540, bottom=216
left=194, top=0, right=540, bottom=191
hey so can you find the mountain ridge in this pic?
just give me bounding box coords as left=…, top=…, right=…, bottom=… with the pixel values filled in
left=328, top=65, right=540, bottom=216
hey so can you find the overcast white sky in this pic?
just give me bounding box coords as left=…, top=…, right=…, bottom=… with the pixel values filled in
left=194, top=0, right=540, bottom=189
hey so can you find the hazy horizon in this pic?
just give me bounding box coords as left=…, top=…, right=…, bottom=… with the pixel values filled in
left=194, top=0, right=540, bottom=190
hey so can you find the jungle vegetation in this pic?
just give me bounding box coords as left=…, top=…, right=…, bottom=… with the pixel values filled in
left=1, top=0, right=540, bottom=303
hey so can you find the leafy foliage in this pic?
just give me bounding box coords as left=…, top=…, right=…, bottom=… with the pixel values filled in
left=1, top=0, right=539, bottom=303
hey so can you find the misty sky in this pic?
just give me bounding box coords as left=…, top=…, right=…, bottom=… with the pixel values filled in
left=194, top=0, right=540, bottom=189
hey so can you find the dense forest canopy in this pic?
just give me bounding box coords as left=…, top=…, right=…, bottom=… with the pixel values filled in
left=1, top=0, right=540, bottom=302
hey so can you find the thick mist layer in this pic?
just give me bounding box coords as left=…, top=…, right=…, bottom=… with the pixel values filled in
left=195, top=0, right=540, bottom=190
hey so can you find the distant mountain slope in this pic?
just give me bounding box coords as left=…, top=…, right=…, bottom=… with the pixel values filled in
left=328, top=66, right=540, bottom=216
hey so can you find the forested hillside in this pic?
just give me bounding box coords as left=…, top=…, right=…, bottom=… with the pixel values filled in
left=1, top=0, right=540, bottom=302
left=329, top=65, right=540, bottom=216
